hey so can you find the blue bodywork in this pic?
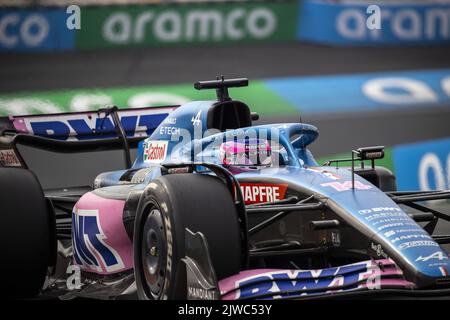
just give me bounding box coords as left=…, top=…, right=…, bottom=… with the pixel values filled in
left=96, top=99, right=450, bottom=288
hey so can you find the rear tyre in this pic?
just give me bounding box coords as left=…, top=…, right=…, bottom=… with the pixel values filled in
left=0, top=168, right=54, bottom=298
left=134, top=173, right=242, bottom=300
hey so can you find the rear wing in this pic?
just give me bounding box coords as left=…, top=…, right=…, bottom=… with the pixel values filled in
left=0, top=105, right=177, bottom=141
left=0, top=106, right=178, bottom=189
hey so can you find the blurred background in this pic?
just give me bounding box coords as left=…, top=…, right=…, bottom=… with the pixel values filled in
left=1, top=0, right=450, bottom=192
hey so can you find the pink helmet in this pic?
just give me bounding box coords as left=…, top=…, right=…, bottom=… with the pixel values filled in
left=219, top=138, right=272, bottom=169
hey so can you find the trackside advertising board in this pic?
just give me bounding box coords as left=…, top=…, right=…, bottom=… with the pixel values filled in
left=76, top=2, right=298, bottom=49
left=0, top=9, right=75, bottom=52
left=4, top=1, right=450, bottom=51
left=0, top=2, right=298, bottom=52
left=265, top=69, right=450, bottom=113
left=298, top=1, right=450, bottom=45
left=393, top=137, right=450, bottom=191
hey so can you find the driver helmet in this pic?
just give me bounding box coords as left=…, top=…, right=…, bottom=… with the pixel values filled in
left=219, top=138, right=272, bottom=169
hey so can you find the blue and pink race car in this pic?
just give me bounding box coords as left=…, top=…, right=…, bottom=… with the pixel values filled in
left=0, top=78, right=449, bottom=299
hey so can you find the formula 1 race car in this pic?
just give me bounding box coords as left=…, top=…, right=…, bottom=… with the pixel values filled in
left=1, top=77, right=450, bottom=300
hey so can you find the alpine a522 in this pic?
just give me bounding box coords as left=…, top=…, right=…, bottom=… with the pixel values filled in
left=1, top=78, right=450, bottom=300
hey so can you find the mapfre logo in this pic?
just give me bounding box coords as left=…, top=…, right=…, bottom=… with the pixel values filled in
left=144, top=140, right=168, bottom=163
left=240, top=183, right=288, bottom=205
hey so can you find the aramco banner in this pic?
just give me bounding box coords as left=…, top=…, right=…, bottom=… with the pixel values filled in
left=298, top=1, right=450, bottom=45
left=75, top=2, right=298, bottom=49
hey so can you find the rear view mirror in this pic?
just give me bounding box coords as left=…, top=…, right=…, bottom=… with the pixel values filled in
left=355, top=146, right=384, bottom=161
left=350, top=146, right=385, bottom=190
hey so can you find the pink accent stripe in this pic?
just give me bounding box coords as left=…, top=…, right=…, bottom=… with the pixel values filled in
left=11, top=117, right=28, bottom=133
left=73, top=192, right=133, bottom=275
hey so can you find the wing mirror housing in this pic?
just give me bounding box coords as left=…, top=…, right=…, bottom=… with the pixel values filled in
left=354, top=146, right=385, bottom=161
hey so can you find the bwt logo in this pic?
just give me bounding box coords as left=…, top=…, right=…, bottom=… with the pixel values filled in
left=23, top=113, right=168, bottom=140
left=0, top=5, right=80, bottom=48
left=236, top=263, right=381, bottom=299
left=72, top=208, right=125, bottom=274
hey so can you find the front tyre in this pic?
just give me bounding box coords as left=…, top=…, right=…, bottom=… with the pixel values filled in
left=133, top=174, right=242, bottom=300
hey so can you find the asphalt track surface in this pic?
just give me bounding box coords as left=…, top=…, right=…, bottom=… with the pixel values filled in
left=2, top=42, right=450, bottom=92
